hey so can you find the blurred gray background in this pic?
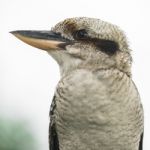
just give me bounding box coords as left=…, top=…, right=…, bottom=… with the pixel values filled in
left=1, top=0, right=150, bottom=150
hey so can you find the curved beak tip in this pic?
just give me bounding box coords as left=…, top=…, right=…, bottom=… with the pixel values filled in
left=10, top=31, right=17, bottom=34
left=10, top=30, right=21, bottom=36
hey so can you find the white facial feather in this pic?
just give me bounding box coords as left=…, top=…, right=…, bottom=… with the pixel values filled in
left=49, top=17, right=132, bottom=77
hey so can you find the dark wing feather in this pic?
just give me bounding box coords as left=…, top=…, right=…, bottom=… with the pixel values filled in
left=49, top=95, right=59, bottom=150
left=139, top=132, right=144, bottom=150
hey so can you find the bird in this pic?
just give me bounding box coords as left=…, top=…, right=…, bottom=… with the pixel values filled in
left=11, top=17, right=144, bottom=150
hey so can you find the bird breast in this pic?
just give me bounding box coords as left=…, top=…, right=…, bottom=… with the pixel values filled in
left=53, top=68, right=143, bottom=150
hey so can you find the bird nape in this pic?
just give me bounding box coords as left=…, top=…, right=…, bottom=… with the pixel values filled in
left=11, top=17, right=144, bottom=150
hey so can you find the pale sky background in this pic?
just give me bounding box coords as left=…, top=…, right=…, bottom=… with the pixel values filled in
left=0, top=0, right=150, bottom=149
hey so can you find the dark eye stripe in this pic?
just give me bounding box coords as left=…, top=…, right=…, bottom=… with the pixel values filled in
left=95, top=39, right=119, bottom=55
left=73, top=29, right=119, bottom=55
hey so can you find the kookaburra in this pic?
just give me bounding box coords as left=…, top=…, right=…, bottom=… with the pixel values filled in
left=11, top=17, right=144, bottom=150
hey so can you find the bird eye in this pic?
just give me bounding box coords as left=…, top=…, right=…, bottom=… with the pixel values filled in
left=73, top=29, right=88, bottom=40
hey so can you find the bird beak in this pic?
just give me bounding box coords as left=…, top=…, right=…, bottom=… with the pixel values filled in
left=10, top=30, right=71, bottom=51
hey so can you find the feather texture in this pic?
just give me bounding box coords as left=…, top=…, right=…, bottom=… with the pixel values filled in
left=49, top=68, right=143, bottom=150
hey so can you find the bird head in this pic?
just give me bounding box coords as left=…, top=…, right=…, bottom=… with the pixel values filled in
left=11, top=17, right=132, bottom=76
